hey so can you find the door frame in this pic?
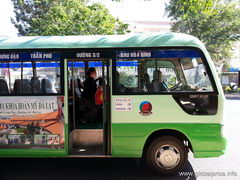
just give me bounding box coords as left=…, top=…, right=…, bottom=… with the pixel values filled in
left=65, top=58, right=112, bottom=156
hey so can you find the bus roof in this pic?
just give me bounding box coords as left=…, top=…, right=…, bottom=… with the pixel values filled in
left=0, top=33, right=205, bottom=50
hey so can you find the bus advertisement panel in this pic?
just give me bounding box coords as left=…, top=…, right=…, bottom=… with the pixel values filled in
left=0, top=96, right=64, bottom=149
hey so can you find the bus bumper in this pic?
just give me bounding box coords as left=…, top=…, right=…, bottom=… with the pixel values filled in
left=193, top=136, right=227, bottom=158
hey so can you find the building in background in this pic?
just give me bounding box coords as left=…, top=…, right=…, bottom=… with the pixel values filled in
left=125, top=20, right=171, bottom=34
left=100, top=0, right=171, bottom=34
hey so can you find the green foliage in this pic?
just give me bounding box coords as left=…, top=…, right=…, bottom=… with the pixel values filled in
left=11, top=0, right=130, bottom=36
left=165, top=0, right=240, bottom=64
left=167, top=76, right=177, bottom=88
left=119, top=71, right=137, bottom=87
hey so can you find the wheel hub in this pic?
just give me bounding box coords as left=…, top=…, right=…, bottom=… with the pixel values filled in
left=155, top=145, right=180, bottom=169
left=159, top=150, right=178, bottom=167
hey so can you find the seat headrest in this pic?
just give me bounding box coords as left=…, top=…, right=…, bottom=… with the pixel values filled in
left=30, top=78, right=41, bottom=93
left=41, top=79, right=56, bottom=93
left=0, top=79, right=9, bottom=94
left=14, top=79, right=31, bottom=94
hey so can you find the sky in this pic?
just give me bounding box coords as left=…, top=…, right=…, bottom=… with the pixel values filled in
left=0, top=0, right=18, bottom=37
left=99, top=0, right=169, bottom=21
left=0, top=0, right=169, bottom=37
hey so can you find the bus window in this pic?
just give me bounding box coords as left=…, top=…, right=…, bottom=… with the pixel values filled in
left=35, top=61, right=61, bottom=93
left=115, top=60, right=138, bottom=93
left=114, top=49, right=215, bottom=94
left=0, top=61, right=61, bottom=95
left=115, top=59, right=177, bottom=93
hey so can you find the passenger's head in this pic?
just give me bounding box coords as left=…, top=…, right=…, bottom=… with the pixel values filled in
left=153, top=70, right=163, bottom=82
left=86, top=67, right=97, bottom=79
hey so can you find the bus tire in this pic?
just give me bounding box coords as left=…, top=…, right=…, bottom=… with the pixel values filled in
left=145, top=136, right=188, bottom=175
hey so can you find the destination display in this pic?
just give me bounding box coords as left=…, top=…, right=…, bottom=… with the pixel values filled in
left=76, top=52, right=101, bottom=58
left=0, top=50, right=201, bottom=61
left=0, top=52, right=61, bottom=61
left=116, top=50, right=201, bottom=59
left=65, top=51, right=105, bottom=59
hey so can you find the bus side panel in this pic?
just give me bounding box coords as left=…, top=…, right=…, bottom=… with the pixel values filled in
left=111, top=95, right=226, bottom=158
left=111, top=123, right=226, bottom=158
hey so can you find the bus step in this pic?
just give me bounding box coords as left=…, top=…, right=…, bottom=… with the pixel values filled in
left=72, top=129, right=103, bottom=146
left=70, top=145, right=104, bottom=156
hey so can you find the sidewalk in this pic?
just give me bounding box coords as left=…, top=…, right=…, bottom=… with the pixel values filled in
left=224, top=93, right=240, bottom=100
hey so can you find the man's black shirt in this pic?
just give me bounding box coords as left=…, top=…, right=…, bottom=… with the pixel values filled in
left=82, top=77, right=97, bottom=104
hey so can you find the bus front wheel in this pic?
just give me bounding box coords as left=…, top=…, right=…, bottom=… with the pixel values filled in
left=145, top=136, right=188, bottom=175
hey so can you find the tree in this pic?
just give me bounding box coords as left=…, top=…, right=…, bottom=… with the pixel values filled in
left=165, top=0, right=240, bottom=65
left=11, top=0, right=129, bottom=36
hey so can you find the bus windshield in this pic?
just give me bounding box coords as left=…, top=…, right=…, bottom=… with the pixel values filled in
left=181, top=58, right=213, bottom=91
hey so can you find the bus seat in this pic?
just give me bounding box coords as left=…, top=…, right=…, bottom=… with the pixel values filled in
left=21, top=79, right=32, bottom=94
left=14, top=79, right=32, bottom=94
left=13, top=79, right=20, bottom=93
left=41, top=79, right=57, bottom=93
left=0, top=79, right=9, bottom=94
left=30, top=78, right=41, bottom=93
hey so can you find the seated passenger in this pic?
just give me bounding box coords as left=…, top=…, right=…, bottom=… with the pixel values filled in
left=152, top=70, right=168, bottom=92
left=81, top=68, right=98, bottom=124
left=143, top=73, right=154, bottom=92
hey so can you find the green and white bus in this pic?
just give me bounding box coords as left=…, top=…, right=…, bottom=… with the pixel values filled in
left=0, top=33, right=226, bottom=175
